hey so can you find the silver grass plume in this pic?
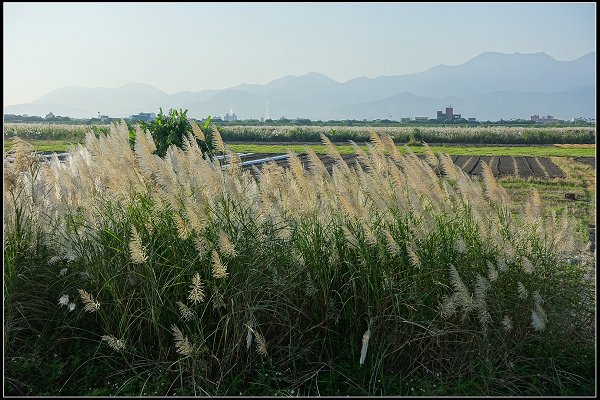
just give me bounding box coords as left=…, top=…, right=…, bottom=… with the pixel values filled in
left=440, top=294, right=458, bottom=319
left=517, top=282, right=528, bottom=299
left=359, top=329, right=371, bottom=366
left=382, top=135, right=402, bottom=162
left=78, top=289, right=100, bottom=312
left=407, top=246, right=421, bottom=268
left=101, top=335, right=125, bottom=352
left=361, top=221, right=378, bottom=246
left=497, top=257, right=508, bottom=273
left=422, top=142, right=439, bottom=167
left=342, top=225, right=359, bottom=248
left=218, top=230, right=237, bottom=258
left=531, top=291, right=547, bottom=332
left=349, top=140, right=372, bottom=170
left=481, top=161, right=500, bottom=203
left=184, top=198, right=208, bottom=234
left=522, top=256, right=534, bottom=274
left=176, top=301, right=195, bottom=321
left=212, top=125, right=226, bottom=153
left=287, top=150, right=307, bottom=185
left=129, top=225, right=148, bottom=264
left=368, top=130, right=384, bottom=152
left=531, top=309, right=546, bottom=332
left=193, top=235, right=210, bottom=258
left=171, top=325, right=193, bottom=356
left=254, top=331, right=268, bottom=356
left=211, top=250, right=229, bottom=279
left=448, top=264, right=473, bottom=319
left=305, top=147, right=328, bottom=176
left=174, top=213, right=190, bottom=240
left=245, top=321, right=254, bottom=350
left=454, top=236, right=467, bottom=254
left=384, top=229, right=401, bottom=256
left=188, top=118, right=206, bottom=142
left=439, top=153, right=459, bottom=181
left=501, top=316, right=513, bottom=332
left=487, top=260, right=498, bottom=282
left=188, top=272, right=206, bottom=304
left=320, top=133, right=345, bottom=164
left=475, top=274, right=492, bottom=327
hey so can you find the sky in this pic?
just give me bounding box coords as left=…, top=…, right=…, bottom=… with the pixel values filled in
left=3, top=2, right=596, bottom=105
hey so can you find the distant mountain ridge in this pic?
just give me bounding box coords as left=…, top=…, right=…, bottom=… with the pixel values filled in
left=4, top=51, right=595, bottom=121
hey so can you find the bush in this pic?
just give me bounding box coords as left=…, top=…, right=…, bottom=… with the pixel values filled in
left=138, top=108, right=215, bottom=158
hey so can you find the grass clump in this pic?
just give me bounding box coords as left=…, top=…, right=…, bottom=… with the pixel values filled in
left=4, top=122, right=595, bottom=396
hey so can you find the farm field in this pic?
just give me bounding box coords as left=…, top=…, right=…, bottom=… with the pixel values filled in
left=3, top=122, right=596, bottom=396
left=3, top=139, right=596, bottom=158
left=3, top=121, right=596, bottom=144
left=216, top=125, right=596, bottom=145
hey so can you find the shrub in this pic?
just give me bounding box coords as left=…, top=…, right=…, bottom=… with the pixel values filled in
left=138, top=108, right=215, bottom=158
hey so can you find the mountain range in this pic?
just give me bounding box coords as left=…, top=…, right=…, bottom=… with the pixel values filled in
left=4, top=51, right=595, bottom=121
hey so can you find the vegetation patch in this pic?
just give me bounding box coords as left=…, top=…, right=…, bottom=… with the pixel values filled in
left=4, top=124, right=596, bottom=396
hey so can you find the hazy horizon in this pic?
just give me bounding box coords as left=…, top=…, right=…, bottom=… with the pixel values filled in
left=3, top=2, right=596, bottom=105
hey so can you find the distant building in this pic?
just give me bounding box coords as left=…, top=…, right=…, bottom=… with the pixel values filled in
left=414, top=117, right=428, bottom=121
left=437, top=106, right=462, bottom=120
left=468, top=117, right=477, bottom=122
left=224, top=105, right=237, bottom=122
left=130, top=112, right=156, bottom=122
left=45, top=112, right=55, bottom=120
left=401, top=117, right=411, bottom=122
left=531, top=114, right=555, bottom=123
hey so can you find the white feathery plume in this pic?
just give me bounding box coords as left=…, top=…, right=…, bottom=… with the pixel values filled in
left=171, top=325, right=193, bottom=356
left=58, top=294, right=70, bottom=306
left=487, top=260, right=498, bottom=282
left=188, top=118, right=206, bottom=142
left=359, top=329, right=371, bottom=366
left=517, top=282, right=528, bottom=299
left=78, top=289, right=100, bottom=312
left=129, top=225, right=148, bottom=264
left=188, top=272, right=206, bottom=304
left=501, top=315, right=513, bottom=332
left=522, top=256, right=534, bottom=274
left=176, top=301, right=195, bottom=321
left=211, top=250, right=229, bottom=279
left=245, top=321, right=254, bottom=351
left=254, top=331, right=268, bottom=356
left=102, top=335, right=126, bottom=352
left=218, top=230, right=237, bottom=258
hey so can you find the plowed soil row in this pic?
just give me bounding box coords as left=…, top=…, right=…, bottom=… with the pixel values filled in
left=574, top=157, right=595, bottom=168
left=240, top=153, right=566, bottom=180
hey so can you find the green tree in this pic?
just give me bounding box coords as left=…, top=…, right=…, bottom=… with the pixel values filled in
left=138, top=108, right=214, bottom=158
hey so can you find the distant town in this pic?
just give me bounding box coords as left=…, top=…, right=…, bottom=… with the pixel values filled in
left=3, top=105, right=595, bottom=126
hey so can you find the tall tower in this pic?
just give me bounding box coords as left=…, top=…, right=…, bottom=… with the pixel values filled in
left=265, top=101, right=271, bottom=120
left=446, top=106, right=453, bottom=119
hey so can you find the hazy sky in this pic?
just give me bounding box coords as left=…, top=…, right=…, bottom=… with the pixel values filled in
left=3, top=2, right=596, bottom=105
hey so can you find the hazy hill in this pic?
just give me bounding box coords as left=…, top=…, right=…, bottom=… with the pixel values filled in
left=4, top=51, right=595, bottom=120
left=334, top=86, right=596, bottom=121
